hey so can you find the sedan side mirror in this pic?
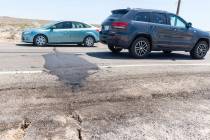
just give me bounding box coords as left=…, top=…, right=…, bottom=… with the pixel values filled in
left=186, top=22, right=192, bottom=28
left=50, top=25, right=56, bottom=30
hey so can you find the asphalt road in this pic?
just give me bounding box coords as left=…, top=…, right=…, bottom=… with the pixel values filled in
left=0, top=43, right=210, bottom=140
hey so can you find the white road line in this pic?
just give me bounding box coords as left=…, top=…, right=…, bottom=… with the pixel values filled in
left=99, top=63, right=210, bottom=69
left=0, top=70, right=43, bottom=75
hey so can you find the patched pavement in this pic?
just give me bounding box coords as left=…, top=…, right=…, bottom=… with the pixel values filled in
left=0, top=43, right=210, bottom=140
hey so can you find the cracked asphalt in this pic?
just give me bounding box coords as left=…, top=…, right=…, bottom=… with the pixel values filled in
left=0, top=43, right=210, bottom=140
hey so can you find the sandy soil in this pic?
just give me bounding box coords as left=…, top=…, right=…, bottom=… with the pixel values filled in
left=0, top=16, right=49, bottom=43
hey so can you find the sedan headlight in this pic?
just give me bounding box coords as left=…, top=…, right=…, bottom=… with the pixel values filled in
left=23, top=31, right=32, bottom=35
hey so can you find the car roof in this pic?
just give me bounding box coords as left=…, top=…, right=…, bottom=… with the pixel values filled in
left=55, top=21, right=93, bottom=26
left=132, top=8, right=170, bottom=14
left=112, top=8, right=171, bottom=14
left=57, top=21, right=85, bottom=23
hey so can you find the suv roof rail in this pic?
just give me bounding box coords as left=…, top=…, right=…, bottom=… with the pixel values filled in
left=132, top=8, right=169, bottom=13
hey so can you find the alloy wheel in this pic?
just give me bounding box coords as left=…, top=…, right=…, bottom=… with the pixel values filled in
left=35, top=35, right=47, bottom=46
left=134, top=40, right=150, bottom=56
left=197, top=43, right=208, bottom=57
left=85, top=37, right=94, bottom=47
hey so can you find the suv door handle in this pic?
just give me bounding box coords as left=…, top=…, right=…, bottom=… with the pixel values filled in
left=170, top=28, right=177, bottom=31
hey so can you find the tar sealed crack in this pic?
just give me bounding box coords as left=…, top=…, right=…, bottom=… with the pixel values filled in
left=72, top=111, right=82, bottom=124
left=72, top=111, right=83, bottom=140
left=77, top=128, right=83, bottom=140
left=20, top=118, right=31, bottom=131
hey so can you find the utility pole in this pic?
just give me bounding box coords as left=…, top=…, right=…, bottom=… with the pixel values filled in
left=176, top=0, right=182, bottom=15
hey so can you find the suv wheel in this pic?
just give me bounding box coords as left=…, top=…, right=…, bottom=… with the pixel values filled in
left=108, top=45, right=123, bottom=53
left=129, top=37, right=151, bottom=58
left=34, top=35, right=47, bottom=46
left=163, top=50, right=172, bottom=54
left=190, top=41, right=209, bottom=59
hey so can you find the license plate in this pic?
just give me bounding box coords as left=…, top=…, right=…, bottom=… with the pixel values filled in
left=104, top=25, right=110, bottom=31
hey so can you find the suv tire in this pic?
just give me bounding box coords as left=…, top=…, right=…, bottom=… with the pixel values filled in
left=108, top=45, right=123, bottom=53
left=129, top=37, right=151, bottom=58
left=190, top=41, right=209, bottom=59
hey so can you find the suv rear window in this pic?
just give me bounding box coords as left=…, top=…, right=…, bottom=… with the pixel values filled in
left=134, top=12, right=150, bottom=22
left=105, top=9, right=129, bottom=22
left=151, top=13, right=167, bottom=25
left=112, top=9, right=129, bottom=15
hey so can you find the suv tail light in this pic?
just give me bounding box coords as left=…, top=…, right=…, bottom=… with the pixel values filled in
left=112, top=22, right=128, bottom=29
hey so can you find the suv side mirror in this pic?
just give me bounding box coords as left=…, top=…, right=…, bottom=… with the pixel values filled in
left=186, top=22, right=192, bottom=28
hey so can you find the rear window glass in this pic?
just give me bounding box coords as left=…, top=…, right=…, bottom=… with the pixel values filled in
left=134, top=12, right=150, bottom=22
left=112, top=9, right=129, bottom=15
left=105, top=9, right=129, bottom=21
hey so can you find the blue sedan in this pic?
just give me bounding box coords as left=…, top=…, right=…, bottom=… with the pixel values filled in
left=22, top=21, right=100, bottom=47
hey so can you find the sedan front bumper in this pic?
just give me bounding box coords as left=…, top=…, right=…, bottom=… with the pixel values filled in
left=21, top=32, right=34, bottom=43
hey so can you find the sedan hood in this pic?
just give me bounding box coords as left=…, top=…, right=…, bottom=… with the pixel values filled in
left=23, top=28, right=42, bottom=32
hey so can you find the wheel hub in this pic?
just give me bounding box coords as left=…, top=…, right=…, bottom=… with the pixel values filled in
left=36, top=36, right=46, bottom=46
left=86, top=37, right=94, bottom=46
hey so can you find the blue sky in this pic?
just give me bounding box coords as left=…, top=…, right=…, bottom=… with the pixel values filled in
left=0, top=0, right=210, bottom=30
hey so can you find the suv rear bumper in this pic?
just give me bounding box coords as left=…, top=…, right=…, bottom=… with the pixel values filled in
left=100, top=32, right=131, bottom=49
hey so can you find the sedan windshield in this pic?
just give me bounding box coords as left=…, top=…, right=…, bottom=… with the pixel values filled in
left=41, top=21, right=59, bottom=29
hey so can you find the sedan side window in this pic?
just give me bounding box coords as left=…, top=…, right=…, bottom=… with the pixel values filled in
left=72, top=22, right=86, bottom=28
left=151, top=13, right=167, bottom=25
left=54, top=22, right=72, bottom=29
left=63, top=22, right=73, bottom=29
left=54, top=23, right=64, bottom=29
left=169, top=15, right=186, bottom=28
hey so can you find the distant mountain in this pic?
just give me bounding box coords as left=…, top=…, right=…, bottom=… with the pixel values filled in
left=0, top=16, right=50, bottom=25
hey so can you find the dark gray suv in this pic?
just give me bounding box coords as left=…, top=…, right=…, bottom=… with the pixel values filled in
left=100, top=8, right=210, bottom=59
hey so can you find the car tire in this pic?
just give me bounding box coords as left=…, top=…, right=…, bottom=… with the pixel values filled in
left=129, top=37, right=151, bottom=58
left=84, top=36, right=95, bottom=47
left=190, top=41, right=209, bottom=59
left=108, top=45, right=123, bottom=53
left=34, top=35, right=48, bottom=46
left=163, top=50, right=172, bottom=54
